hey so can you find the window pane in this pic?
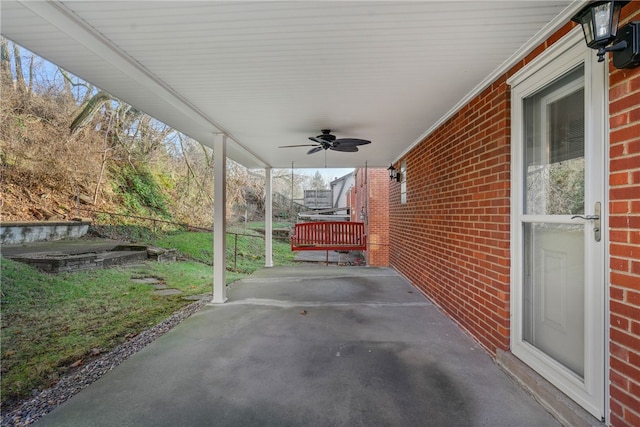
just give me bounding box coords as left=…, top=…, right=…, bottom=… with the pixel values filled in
left=523, top=66, right=584, bottom=216
left=400, top=160, right=407, bottom=204
left=523, top=222, right=585, bottom=377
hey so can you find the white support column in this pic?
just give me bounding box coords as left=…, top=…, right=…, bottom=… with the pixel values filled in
left=212, top=134, right=227, bottom=303
left=265, top=167, right=273, bottom=267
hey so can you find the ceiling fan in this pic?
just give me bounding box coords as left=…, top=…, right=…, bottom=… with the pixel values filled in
left=279, top=129, right=371, bottom=155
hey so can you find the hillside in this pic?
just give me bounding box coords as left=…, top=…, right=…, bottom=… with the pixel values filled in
left=1, top=40, right=323, bottom=229
left=0, top=39, right=253, bottom=228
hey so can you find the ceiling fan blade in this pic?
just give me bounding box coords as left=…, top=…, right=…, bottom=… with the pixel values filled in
left=330, top=145, right=359, bottom=152
left=309, top=136, right=328, bottom=144
left=307, top=146, right=324, bottom=155
left=334, top=138, right=371, bottom=146
left=279, top=144, right=318, bottom=148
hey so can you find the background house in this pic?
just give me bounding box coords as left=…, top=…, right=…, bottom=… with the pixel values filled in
left=330, top=172, right=355, bottom=211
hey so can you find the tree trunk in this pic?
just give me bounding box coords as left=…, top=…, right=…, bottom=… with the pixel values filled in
left=93, top=114, right=115, bottom=205
left=12, top=43, right=26, bottom=93
left=28, top=53, right=35, bottom=93
left=1, top=38, right=12, bottom=88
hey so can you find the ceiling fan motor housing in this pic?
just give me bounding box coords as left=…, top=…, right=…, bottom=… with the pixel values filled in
left=318, top=129, right=336, bottom=142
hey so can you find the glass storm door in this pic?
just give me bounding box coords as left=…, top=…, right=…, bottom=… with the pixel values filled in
left=523, top=66, right=587, bottom=377
left=510, top=34, right=605, bottom=421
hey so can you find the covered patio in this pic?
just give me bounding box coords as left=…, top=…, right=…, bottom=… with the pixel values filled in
left=36, top=266, right=559, bottom=426
left=0, top=0, right=580, bottom=301
left=5, top=1, right=635, bottom=425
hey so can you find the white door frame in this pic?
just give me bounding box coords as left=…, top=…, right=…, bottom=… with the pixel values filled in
left=508, top=28, right=608, bottom=420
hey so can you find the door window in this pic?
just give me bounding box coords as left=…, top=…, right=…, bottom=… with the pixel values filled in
left=522, top=65, right=586, bottom=378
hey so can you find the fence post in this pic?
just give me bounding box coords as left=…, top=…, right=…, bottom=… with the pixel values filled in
left=234, top=233, right=238, bottom=271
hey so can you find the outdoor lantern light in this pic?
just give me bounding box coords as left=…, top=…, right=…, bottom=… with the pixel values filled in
left=359, top=207, right=367, bottom=222
left=387, top=164, right=400, bottom=182
left=572, top=1, right=640, bottom=68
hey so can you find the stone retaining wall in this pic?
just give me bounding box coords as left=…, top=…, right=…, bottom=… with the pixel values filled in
left=0, top=221, right=91, bottom=245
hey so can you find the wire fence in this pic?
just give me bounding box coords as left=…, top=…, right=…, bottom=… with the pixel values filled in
left=80, top=207, right=295, bottom=272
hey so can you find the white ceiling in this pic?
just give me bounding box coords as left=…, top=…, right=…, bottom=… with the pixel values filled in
left=1, top=1, right=582, bottom=169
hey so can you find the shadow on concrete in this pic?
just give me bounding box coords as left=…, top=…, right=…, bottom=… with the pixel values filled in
left=293, top=250, right=364, bottom=265
left=34, top=266, right=560, bottom=427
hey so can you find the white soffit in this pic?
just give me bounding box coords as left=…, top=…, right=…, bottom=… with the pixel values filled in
left=1, top=1, right=578, bottom=169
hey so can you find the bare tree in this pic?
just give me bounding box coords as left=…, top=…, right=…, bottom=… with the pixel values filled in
left=12, top=43, right=26, bottom=94
left=1, top=38, right=11, bottom=88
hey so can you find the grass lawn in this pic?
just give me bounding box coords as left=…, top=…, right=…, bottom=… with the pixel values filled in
left=0, top=230, right=296, bottom=409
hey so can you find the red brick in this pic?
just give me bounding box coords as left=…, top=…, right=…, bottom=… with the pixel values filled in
left=624, top=407, right=640, bottom=427
left=612, top=303, right=640, bottom=328
left=611, top=341, right=630, bottom=361
left=610, top=83, right=630, bottom=104
left=611, top=123, right=640, bottom=144
left=611, top=256, right=629, bottom=271
left=632, top=261, right=640, bottom=276
left=611, top=384, right=640, bottom=414
left=611, top=143, right=626, bottom=158
left=610, top=356, right=640, bottom=383
left=611, top=172, right=630, bottom=186
left=630, top=74, right=640, bottom=92
left=611, top=328, right=640, bottom=354
left=382, top=6, right=640, bottom=422
left=609, top=412, right=627, bottom=427
left=610, top=201, right=630, bottom=214
left=611, top=272, right=640, bottom=290
left=610, top=399, right=624, bottom=422
left=610, top=369, right=629, bottom=389
left=610, top=67, right=637, bottom=87
left=610, top=155, right=640, bottom=173
left=612, top=313, right=630, bottom=330
left=609, top=216, right=640, bottom=230
left=610, top=243, right=640, bottom=259
left=350, top=168, right=389, bottom=267
left=611, top=286, right=625, bottom=301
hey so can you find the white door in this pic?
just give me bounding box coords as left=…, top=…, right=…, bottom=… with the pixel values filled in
left=509, top=31, right=606, bottom=420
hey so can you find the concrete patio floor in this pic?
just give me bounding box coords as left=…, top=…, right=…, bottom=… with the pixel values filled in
left=36, top=266, right=560, bottom=427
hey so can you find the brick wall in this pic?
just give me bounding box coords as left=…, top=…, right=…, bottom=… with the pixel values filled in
left=349, top=168, right=389, bottom=267
left=389, top=76, right=512, bottom=354
left=365, top=168, right=389, bottom=267
left=388, top=4, right=640, bottom=425
left=608, top=6, right=640, bottom=426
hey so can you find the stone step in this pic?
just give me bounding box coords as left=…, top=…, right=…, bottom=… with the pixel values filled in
left=100, top=250, right=149, bottom=268
left=8, top=244, right=177, bottom=272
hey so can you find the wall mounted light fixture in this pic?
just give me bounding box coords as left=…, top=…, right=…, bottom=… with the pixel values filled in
left=388, top=164, right=400, bottom=182
left=359, top=207, right=367, bottom=222
left=571, top=1, right=639, bottom=68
